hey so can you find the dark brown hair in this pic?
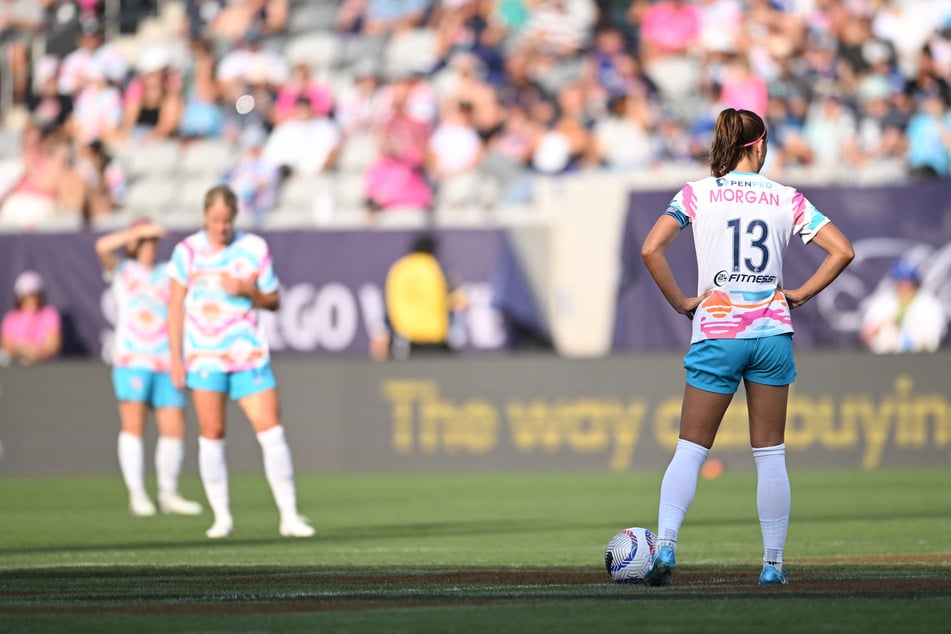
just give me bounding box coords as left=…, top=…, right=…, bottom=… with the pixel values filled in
left=709, top=108, right=767, bottom=177
left=203, top=184, right=239, bottom=216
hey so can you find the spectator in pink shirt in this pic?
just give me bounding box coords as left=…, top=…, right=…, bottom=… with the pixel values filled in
left=639, top=0, right=701, bottom=63
left=1, top=270, right=62, bottom=365
left=720, top=54, right=768, bottom=117
left=273, top=58, right=334, bottom=124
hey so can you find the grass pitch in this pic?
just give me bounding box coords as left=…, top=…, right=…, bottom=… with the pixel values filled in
left=1, top=469, right=949, bottom=633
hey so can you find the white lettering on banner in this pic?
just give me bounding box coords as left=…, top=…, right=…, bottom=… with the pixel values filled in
left=106, top=281, right=509, bottom=355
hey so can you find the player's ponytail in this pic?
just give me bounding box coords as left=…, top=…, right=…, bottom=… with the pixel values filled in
left=709, top=108, right=767, bottom=177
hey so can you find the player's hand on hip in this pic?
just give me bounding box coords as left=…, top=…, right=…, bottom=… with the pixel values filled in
left=221, top=274, right=254, bottom=297
left=171, top=360, right=186, bottom=390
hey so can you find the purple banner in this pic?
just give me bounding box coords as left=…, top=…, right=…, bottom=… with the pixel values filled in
left=0, top=229, right=547, bottom=359
left=613, top=180, right=951, bottom=350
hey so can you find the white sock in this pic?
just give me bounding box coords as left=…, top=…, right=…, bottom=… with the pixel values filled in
left=155, top=436, right=184, bottom=499
left=199, top=436, right=231, bottom=522
left=657, top=438, right=710, bottom=549
left=256, top=426, right=299, bottom=520
left=753, top=443, right=790, bottom=568
left=118, top=431, right=147, bottom=499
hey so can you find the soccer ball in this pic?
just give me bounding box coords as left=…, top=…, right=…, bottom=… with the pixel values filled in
left=604, top=527, right=657, bottom=583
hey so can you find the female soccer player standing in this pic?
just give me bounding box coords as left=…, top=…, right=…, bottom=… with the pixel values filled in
left=167, top=185, right=314, bottom=539
left=95, top=218, right=203, bottom=517
left=640, top=108, right=854, bottom=585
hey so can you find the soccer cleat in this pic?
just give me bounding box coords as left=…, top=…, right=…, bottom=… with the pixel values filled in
left=644, top=544, right=676, bottom=586
left=279, top=514, right=315, bottom=538
left=129, top=494, right=157, bottom=517
left=205, top=517, right=234, bottom=539
left=158, top=493, right=203, bottom=516
left=758, top=565, right=789, bottom=585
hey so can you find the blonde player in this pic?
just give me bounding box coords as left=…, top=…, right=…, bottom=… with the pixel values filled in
left=640, top=108, right=854, bottom=585
left=167, top=185, right=313, bottom=539
left=95, top=219, right=203, bottom=517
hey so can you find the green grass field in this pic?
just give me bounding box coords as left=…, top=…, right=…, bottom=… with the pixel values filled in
left=1, top=468, right=950, bottom=633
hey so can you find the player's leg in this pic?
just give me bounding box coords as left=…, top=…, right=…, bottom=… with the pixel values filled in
left=234, top=365, right=314, bottom=538
left=113, top=367, right=156, bottom=516
left=745, top=334, right=796, bottom=585
left=647, top=341, right=743, bottom=585
left=656, top=385, right=733, bottom=547
left=152, top=373, right=203, bottom=516
left=189, top=370, right=233, bottom=537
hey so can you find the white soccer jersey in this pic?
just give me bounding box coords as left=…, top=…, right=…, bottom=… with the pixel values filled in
left=664, top=170, right=830, bottom=343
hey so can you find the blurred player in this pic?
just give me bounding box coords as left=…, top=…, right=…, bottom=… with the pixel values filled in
left=640, top=108, right=854, bottom=585
left=167, top=185, right=314, bottom=539
left=95, top=219, right=203, bottom=517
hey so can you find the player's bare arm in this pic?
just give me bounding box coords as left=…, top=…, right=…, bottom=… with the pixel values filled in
left=641, top=214, right=707, bottom=319
left=783, top=223, right=854, bottom=309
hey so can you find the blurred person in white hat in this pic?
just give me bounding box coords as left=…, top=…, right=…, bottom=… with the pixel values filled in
left=71, top=57, right=123, bottom=146
left=0, top=270, right=62, bottom=365
left=58, top=17, right=128, bottom=97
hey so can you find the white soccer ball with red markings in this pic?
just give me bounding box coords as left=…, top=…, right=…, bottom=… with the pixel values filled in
left=604, top=526, right=657, bottom=583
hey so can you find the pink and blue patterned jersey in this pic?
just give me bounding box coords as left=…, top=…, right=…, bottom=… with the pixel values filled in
left=167, top=230, right=278, bottom=373
left=110, top=259, right=173, bottom=371
left=664, top=171, right=830, bottom=343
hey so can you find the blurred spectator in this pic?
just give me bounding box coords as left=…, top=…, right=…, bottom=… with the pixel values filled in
left=861, top=259, right=947, bottom=354
left=184, top=0, right=226, bottom=41
left=119, top=45, right=184, bottom=144
left=433, top=51, right=502, bottom=137
left=531, top=82, right=596, bottom=175
left=595, top=92, right=653, bottom=171
left=216, top=31, right=288, bottom=137
left=339, top=0, right=432, bottom=36
left=227, top=125, right=280, bottom=224
left=210, top=0, right=288, bottom=43
left=905, top=88, right=951, bottom=179
left=0, top=0, right=44, bottom=103
left=843, top=74, right=906, bottom=179
left=901, top=44, right=951, bottom=116
left=477, top=104, right=538, bottom=205
left=638, top=0, right=700, bottom=64
left=802, top=85, right=856, bottom=171
left=427, top=99, right=483, bottom=211
left=372, top=232, right=461, bottom=361
left=273, top=58, right=334, bottom=124
left=719, top=54, right=768, bottom=117
left=335, top=60, right=387, bottom=135
left=521, top=0, right=596, bottom=61
left=58, top=17, right=127, bottom=97
left=27, top=56, right=74, bottom=135
left=42, top=0, right=85, bottom=59
left=71, top=59, right=123, bottom=146
left=0, top=125, right=85, bottom=227
left=75, top=139, right=125, bottom=221
left=178, top=37, right=223, bottom=139
left=364, top=79, right=433, bottom=212
left=0, top=270, right=62, bottom=365
left=262, top=96, right=340, bottom=177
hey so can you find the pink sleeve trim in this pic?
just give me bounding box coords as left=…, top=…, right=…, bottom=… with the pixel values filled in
left=792, top=192, right=806, bottom=225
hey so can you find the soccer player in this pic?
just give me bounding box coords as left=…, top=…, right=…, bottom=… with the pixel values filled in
left=640, top=108, right=854, bottom=585
left=167, top=185, right=314, bottom=539
left=95, top=218, right=203, bottom=517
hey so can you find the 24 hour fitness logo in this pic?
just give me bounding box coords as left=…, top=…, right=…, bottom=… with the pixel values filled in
left=713, top=270, right=777, bottom=286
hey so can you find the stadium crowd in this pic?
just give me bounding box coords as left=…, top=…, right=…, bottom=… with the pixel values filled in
left=0, top=0, right=949, bottom=230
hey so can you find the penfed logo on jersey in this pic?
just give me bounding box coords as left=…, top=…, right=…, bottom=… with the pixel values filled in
left=714, top=270, right=777, bottom=286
